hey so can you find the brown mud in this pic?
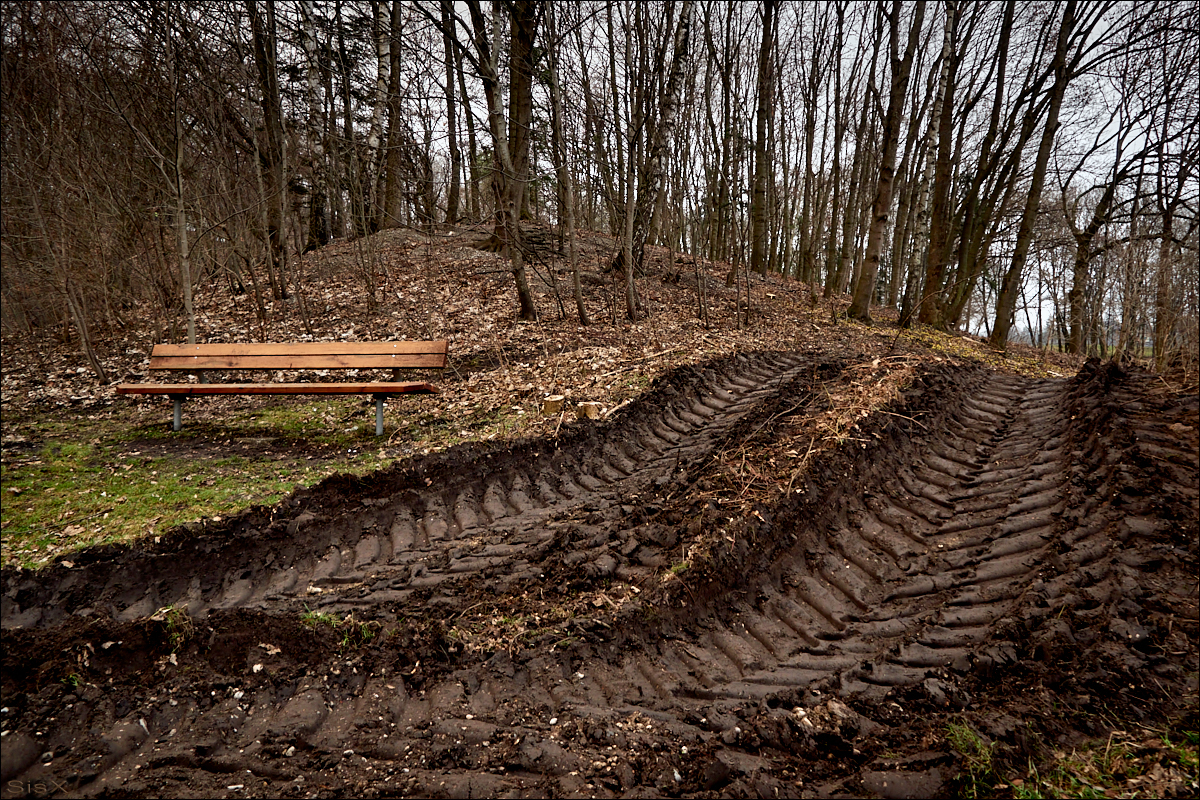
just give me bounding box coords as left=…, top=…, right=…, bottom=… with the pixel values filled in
left=2, top=353, right=1197, bottom=798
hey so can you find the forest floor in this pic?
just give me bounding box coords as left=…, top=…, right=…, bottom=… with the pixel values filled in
left=1, top=223, right=1197, bottom=798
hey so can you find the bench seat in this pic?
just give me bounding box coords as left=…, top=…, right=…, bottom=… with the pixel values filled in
left=117, top=341, right=447, bottom=435
left=116, top=382, right=438, bottom=396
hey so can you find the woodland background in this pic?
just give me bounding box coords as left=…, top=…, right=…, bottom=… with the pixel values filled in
left=1, top=0, right=1197, bottom=380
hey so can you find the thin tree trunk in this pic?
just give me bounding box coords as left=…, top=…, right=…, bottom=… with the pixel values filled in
left=467, top=0, right=539, bottom=320
left=607, top=4, right=626, bottom=231
left=630, top=1, right=693, bottom=279
left=247, top=0, right=288, bottom=301
left=990, top=1, right=1077, bottom=349
left=165, top=4, right=195, bottom=343
left=454, top=37, right=480, bottom=221
left=300, top=0, right=328, bottom=252
left=849, top=0, right=925, bottom=322
left=824, top=3, right=847, bottom=289
left=546, top=3, right=588, bottom=324
left=917, top=1, right=957, bottom=326
left=1066, top=178, right=1120, bottom=353
left=828, top=6, right=880, bottom=299
left=323, top=38, right=344, bottom=239
left=749, top=0, right=776, bottom=276
left=366, top=0, right=391, bottom=230
left=904, top=1, right=953, bottom=325
left=381, top=0, right=405, bottom=229
left=944, top=0, right=1016, bottom=327
left=619, top=3, right=640, bottom=319
left=441, top=1, right=462, bottom=223
left=335, top=0, right=365, bottom=236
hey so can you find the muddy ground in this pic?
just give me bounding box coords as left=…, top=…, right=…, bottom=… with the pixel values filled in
left=2, top=352, right=1197, bottom=798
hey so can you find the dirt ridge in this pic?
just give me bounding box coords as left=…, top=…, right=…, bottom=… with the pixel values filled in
left=1, top=350, right=835, bottom=629
left=1, top=356, right=1196, bottom=798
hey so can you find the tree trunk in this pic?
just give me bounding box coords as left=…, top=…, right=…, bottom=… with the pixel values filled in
left=467, top=0, right=539, bottom=321
left=366, top=0, right=391, bottom=230
left=165, top=4, right=195, bottom=344
left=627, top=1, right=694, bottom=281
left=827, top=5, right=880, bottom=299
left=323, top=36, right=344, bottom=239
left=824, top=3, right=846, bottom=289
left=749, top=0, right=777, bottom=276
left=943, top=0, right=1016, bottom=328
left=576, top=26, right=615, bottom=234
left=909, top=1, right=954, bottom=325
left=546, top=3, right=588, bottom=325
left=381, top=0, right=405, bottom=230
left=454, top=37, right=480, bottom=222
left=1066, top=179, right=1119, bottom=353
left=507, top=1, right=538, bottom=227
left=247, top=0, right=288, bottom=301
left=441, top=1, right=462, bottom=224
left=300, top=0, right=329, bottom=252
left=335, top=0, right=366, bottom=236
left=848, top=0, right=925, bottom=322
left=990, top=1, right=1077, bottom=349
left=619, top=4, right=641, bottom=319
left=607, top=5, right=626, bottom=233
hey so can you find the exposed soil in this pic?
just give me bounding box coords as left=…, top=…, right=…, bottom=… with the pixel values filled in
left=3, top=351, right=1197, bottom=797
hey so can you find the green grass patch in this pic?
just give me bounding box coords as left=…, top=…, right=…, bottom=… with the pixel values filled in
left=300, top=607, right=342, bottom=629
left=0, top=398, right=415, bottom=568
left=2, top=439, right=332, bottom=567
left=947, top=721, right=997, bottom=799
left=151, top=604, right=196, bottom=652
left=300, top=607, right=378, bottom=650
left=1002, top=721, right=1199, bottom=799
left=1, top=391, right=535, bottom=568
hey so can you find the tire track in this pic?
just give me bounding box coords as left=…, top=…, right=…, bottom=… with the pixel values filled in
left=480, top=367, right=1127, bottom=730
left=2, top=359, right=1196, bottom=797
left=1, top=351, right=828, bottom=629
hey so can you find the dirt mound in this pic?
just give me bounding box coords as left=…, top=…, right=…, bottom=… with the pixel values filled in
left=2, top=355, right=1196, bottom=798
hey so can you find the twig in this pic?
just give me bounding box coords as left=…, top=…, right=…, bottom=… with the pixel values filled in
left=603, top=397, right=634, bottom=419
left=881, top=410, right=928, bottom=430
left=785, top=437, right=818, bottom=496
left=452, top=600, right=493, bottom=621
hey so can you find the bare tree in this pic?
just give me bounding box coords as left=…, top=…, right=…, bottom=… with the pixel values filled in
left=299, top=0, right=329, bottom=251
left=545, top=2, right=588, bottom=325
left=441, top=0, right=463, bottom=224
left=466, top=0, right=542, bottom=320
left=848, top=0, right=925, bottom=323
left=247, top=0, right=289, bottom=301
left=991, top=1, right=1123, bottom=349
left=749, top=0, right=777, bottom=276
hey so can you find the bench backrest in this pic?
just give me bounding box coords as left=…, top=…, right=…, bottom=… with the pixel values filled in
left=148, top=341, right=448, bottom=371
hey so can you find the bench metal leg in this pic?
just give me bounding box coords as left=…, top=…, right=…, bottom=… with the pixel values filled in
left=171, top=396, right=184, bottom=432
left=375, top=395, right=385, bottom=436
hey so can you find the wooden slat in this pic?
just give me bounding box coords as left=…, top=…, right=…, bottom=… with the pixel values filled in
left=148, top=353, right=446, bottom=370
left=117, top=382, right=439, bottom=396
left=150, top=341, right=447, bottom=357
left=148, top=341, right=447, bottom=371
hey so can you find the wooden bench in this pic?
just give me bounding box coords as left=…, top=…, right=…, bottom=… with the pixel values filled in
left=116, top=341, right=448, bottom=435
